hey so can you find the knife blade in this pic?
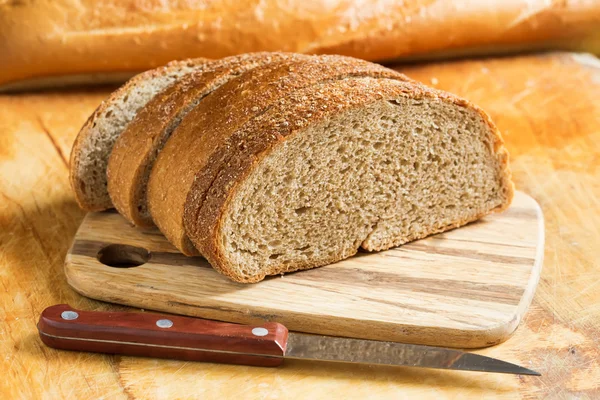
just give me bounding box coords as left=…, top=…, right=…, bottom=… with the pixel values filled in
left=37, top=304, right=539, bottom=376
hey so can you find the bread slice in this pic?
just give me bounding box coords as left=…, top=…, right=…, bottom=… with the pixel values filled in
left=183, top=77, right=514, bottom=283
left=69, top=57, right=211, bottom=211
left=147, top=56, right=409, bottom=255
left=107, top=52, right=308, bottom=227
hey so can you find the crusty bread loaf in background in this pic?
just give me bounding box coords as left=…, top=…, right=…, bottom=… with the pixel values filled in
left=1, top=0, right=599, bottom=90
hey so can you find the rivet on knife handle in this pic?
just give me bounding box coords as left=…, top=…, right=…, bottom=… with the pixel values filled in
left=37, top=304, right=288, bottom=367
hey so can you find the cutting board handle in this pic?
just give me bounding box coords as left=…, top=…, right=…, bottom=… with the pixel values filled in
left=37, top=304, right=288, bottom=367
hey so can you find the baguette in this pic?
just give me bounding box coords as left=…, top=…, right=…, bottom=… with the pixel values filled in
left=70, top=57, right=211, bottom=211
left=147, top=56, right=410, bottom=255
left=107, top=52, right=307, bottom=227
left=183, top=77, right=513, bottom=283
left=2, top=0, right=599, bottom=89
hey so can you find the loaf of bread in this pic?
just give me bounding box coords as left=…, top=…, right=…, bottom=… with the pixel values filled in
left=72, top=53, right=513, bottom=283
left=2, top=0, right=599, bottom=90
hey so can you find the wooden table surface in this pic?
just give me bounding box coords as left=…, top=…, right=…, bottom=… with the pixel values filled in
left=1, top=52, right=599, bottom=399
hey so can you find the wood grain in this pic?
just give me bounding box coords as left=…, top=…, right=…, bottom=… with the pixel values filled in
left=64, top=192, right=543, bottom=349
left=1, top=52, right=600, bottom=398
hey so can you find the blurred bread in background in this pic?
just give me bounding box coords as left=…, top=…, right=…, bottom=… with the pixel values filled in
left=1, top=0, right=599, bottom=91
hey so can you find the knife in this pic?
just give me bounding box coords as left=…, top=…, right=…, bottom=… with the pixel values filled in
left=37, top=304, right=539, bottom=376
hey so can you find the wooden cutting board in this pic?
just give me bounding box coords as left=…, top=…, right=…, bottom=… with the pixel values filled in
left=65, top=191, right=543, bottom=348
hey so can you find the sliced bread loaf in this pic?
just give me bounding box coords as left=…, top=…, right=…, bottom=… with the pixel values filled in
left=107, top=52, right=307, bottom=227
left=69, top=57, right=211, bottom=211
left=147, top=56, right=409, bottom=255
left=182, top=77, right=514, bottom=283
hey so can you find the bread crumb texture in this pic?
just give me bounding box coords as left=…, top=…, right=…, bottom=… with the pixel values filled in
left=75, top=53, right=512, bottom=283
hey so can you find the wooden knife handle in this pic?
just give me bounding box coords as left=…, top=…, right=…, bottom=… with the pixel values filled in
left=38, top=304, right=288, bottom=367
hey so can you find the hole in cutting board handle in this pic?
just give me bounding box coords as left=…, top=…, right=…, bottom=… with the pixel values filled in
left=97, top=244, right=150, bottom=268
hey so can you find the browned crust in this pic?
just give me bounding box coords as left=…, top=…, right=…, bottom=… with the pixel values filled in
left=69, top=57, right=211, bottom=211
left=2, top=0, right=600, bottom=88
left=147, top=55, right=409, bottom=256
left=184, top=77, right=513, bottom=283
left=107, top=52, right=303, bottom=227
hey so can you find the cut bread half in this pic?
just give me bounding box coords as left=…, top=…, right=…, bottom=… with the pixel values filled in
left=148, top=55, right=409, bottom=255
left=107, top=52, right=308, bottom=227
left=183, top=77, right=514, bottom=283
left=69, top=57, right=211, bottom=211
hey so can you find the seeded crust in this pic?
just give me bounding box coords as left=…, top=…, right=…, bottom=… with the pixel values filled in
left=183, top=77, right=514, bottom=283
left=148, top=55, right=410, bottom=255
left=70, top=57, right=211, bottom=211
left=107, top=52, right=307, bottom=227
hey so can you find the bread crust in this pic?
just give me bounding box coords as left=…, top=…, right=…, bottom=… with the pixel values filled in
left=70, top=57, right=210, bottom=211
left=183, top=77, right=513, bottom=283
left=2, top=0, right=599, bottom=88
left=147, top=56, right=409, bottom=255
left=107, top=52, right=304, bottom=227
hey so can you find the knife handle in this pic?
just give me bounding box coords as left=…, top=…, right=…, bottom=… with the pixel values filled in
left=38, top=304, right=288, bottom=367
